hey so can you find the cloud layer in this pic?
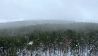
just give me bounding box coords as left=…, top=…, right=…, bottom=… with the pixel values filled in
left=0, top=0, right=98, bottom=23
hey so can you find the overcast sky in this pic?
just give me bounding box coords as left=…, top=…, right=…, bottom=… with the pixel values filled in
left=0, top=0, right=98, bottom=23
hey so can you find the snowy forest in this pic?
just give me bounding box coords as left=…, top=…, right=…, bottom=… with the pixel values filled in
left=0, top=29, right=98, bottom=56
left=0, top=0, right=98, bottom=56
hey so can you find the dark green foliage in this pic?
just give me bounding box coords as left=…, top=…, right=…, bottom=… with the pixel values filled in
left=0, top=29, right=98, bottom=55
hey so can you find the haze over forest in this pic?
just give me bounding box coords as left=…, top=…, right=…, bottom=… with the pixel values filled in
left=0, top=0, right=98, bottom=56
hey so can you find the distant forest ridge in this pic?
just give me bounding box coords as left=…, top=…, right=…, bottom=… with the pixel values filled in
left=0, top=20, right=98, bottom=36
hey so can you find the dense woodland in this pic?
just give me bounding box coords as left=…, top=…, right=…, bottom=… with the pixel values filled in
left=0, top=21, right=98, bottom=56
left=0, top=29, right=98, bottom=56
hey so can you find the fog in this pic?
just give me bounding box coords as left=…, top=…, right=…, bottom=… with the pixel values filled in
left=0, top=0, right=98, bottom=23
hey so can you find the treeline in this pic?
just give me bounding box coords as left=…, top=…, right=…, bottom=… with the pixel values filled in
left=0, top=30, right=98, bottom=56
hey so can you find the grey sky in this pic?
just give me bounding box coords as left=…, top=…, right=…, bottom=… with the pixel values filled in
left=0, top=0, right=98, bottom=23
